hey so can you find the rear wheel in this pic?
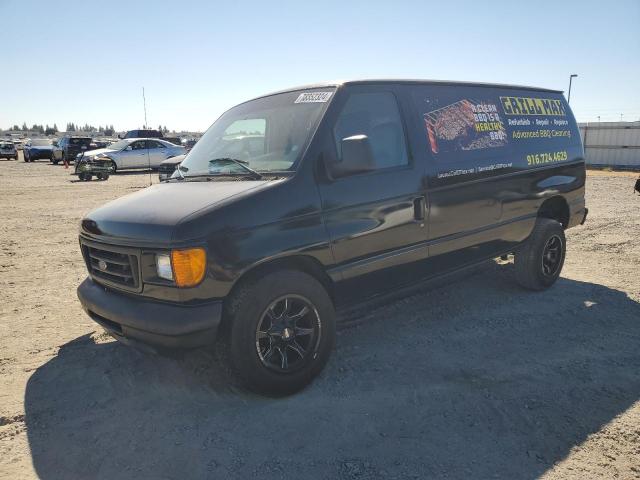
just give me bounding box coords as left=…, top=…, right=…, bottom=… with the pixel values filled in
left=515, top=218, right=566, bottom=290
left=227, top=270, right=335, bottom=395
left=79, top=172, right=92, bottom=181
left=97, top=172, right=109, bottom=181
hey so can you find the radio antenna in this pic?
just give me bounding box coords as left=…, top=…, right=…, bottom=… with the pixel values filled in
left=142, top=87, right=148, bottom=128
left=143, top=87, right=152, bottom=186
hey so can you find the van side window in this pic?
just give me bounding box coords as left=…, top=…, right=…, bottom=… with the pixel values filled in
left=333, top=92, right=408, bottom=170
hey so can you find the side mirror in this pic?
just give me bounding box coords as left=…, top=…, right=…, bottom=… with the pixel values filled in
left=328, top=135, right=376, bottom=178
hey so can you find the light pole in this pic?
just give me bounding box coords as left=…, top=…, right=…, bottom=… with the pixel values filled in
left=567, top=74, right=578, bottom=104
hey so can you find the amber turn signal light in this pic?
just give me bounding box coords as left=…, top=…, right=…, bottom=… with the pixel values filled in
left=171, top=248, right=206, bottom=287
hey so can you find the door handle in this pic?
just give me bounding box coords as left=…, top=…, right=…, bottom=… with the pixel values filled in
left=413, top=196, right=426, bottom=222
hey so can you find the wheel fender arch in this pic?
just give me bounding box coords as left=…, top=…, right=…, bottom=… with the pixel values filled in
left=220, top=255, right=335, bottom=332
left=538, top=196, right=570, bottom=229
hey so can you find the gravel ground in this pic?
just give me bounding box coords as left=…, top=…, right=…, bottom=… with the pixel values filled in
left=1, top=156, right=639, bottom=479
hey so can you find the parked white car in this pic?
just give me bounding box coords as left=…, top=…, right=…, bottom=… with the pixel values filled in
left=75, top=138, right=185, bottom=172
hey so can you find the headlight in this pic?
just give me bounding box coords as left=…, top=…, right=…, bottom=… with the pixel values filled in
left=171, top=248, right=206, bottom=287
left=156, top=248, right=206, bottom=287
left=156, top=254, right=173, bottom=281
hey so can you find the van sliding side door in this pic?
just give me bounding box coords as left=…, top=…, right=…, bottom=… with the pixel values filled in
left=410, top=84, right=524, bottom=272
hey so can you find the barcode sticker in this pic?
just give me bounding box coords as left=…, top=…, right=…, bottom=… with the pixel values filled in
left=294, top=92, right=333, bottom=104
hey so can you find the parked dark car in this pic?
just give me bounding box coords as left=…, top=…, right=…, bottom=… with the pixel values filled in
left=158, top=154, right=185, bottom=181
left=123, top=129, right=163, bottom=139
left=23, top=138, right=53, bottom=162
left=77, top=80, right=587, bottom=394
left=0, top=140, right=18, bottom=160
left=52, top=136, right=92, bottom=164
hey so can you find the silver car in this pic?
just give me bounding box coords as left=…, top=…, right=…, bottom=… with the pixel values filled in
left=75, top=138, right=185, bottom=172
left=0, top=140, right=18, bottom=160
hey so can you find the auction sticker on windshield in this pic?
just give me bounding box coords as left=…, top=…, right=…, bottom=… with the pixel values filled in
left=294, top=92, right=333, bottom=103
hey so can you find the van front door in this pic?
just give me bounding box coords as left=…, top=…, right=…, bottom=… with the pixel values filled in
left=318, top=88, right=428, bottom=304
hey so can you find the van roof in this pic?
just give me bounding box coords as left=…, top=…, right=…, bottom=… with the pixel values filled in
left=255, top=79, right=563, bottom=100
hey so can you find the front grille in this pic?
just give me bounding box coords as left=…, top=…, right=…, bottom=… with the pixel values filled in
left=81, top=241, right=141, bottom=291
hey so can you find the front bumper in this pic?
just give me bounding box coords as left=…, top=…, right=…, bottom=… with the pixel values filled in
left=77, top=278, right=223, bottom=351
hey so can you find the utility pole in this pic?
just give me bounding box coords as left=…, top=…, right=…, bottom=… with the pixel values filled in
left=567, top=74, right=578, bottom=104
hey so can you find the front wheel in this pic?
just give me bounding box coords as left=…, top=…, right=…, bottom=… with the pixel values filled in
left=227, top=270, right=336, bottom=395
left=514, top=218, right=566, bottom=290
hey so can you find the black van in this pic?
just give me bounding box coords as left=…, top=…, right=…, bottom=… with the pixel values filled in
left=77, top=80, right=587, bottom=394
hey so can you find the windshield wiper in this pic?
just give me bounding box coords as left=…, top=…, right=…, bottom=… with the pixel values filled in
left=207, top=157, right=263, bottom=179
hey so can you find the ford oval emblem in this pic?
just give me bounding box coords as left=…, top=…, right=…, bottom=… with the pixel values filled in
left=98, top=260, right=108, bottom=271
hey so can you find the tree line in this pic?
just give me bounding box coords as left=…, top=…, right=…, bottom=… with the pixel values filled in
left=7, top=122, right=116, bottom=136
left=65, top=123, right=116, bottom=136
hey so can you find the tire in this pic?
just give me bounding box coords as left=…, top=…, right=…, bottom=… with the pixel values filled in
left=97, top=173, right=109, bottom=181
left=226, top=270, right=335, bottom=395
left=110, top=160, right=117, bottom=173
left=515, top=218, right=566, bottom=290
left=79, top=172, right=92, bottom=181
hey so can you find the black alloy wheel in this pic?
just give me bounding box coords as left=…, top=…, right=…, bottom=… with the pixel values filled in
left=515, top=218, right=566, bottom=290
left=255, top=295, right=321, bottom=373
left=227, top=270, right=336, bottom=395
left=541, top=234, right=563, bottom=277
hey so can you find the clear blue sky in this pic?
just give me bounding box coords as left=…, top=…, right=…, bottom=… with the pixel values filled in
left=1, top=0, right=638, bottom=131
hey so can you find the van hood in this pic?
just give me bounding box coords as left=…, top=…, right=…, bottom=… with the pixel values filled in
left=81, top=180, right=276, bottom=244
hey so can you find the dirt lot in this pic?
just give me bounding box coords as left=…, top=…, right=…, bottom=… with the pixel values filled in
left=1, top=155, right=639, bottom=479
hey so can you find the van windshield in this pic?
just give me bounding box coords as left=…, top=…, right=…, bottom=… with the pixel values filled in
left=179, top=89, right=334, bottom=177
